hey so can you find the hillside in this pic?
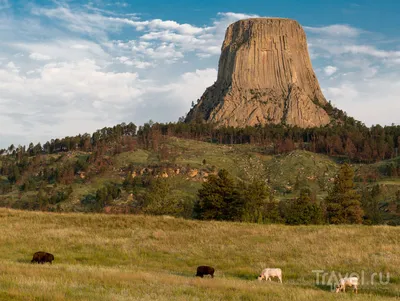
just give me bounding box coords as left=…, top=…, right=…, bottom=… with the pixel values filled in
left=1, top=209, right=399, bottom=300
left=1, top=137, right=400, bottom=223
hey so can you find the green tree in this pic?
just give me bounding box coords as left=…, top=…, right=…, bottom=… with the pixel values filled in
left=36, top=188, right=49, bottom=210
left=194, top=169, right=241, bottom=221
left=123, top=172, right=138, bottom=194
left=361, top=184, right=383, bottom=224
left=8, top=166, right=21, bottom=184
left=326, top=163, right=364, bottom=224
left=88, top=183, right=121, bottom=211
left=239, top=180, right=279, bottom=223
left=8, top=144, right=15, bottom=154
left=142, top=178, right=192, bottom=217
left=395, top=190, right=400, bottom=214
left=284, top=188, right=324, bottom=225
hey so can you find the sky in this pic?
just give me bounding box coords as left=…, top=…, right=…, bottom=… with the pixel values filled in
left=1, top=0, right=400, bottom=148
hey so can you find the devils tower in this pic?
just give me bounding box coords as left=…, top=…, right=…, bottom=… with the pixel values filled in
left=185, top=18, right=331, bottom=128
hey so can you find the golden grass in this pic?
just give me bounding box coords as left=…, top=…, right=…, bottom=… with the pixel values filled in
left=0, top=209, right=399, bottom=300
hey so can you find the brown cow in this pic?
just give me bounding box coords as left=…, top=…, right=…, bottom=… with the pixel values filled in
left=31, top=251, right=54, bottom=264
left=196, top=266, right=215, bottom=278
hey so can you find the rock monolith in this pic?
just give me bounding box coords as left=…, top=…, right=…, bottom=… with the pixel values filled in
left=185, top=18, right=331, bottom=128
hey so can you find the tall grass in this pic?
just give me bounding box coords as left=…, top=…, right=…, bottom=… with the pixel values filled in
left=0, top=209, right=398, bottom=300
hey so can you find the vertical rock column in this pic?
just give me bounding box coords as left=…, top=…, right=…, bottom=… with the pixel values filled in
left=185, top=18, right=331, bottom=128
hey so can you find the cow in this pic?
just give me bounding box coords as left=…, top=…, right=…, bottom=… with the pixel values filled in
left=258, top=268, right=282, bottom=283
left=335, top=277, right=358, bottom=293
left=31, top=251, right=55, bottom=264
left=196, top=266, right=215, bottom=278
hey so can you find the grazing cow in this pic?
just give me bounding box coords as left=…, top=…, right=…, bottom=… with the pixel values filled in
left=196, top=266, right=215, bottom=278
left=31, top=251, right=54, bottom=264
left=335, top=277, right=358, bottom=293
left=258, top=268, right=282, bottom=283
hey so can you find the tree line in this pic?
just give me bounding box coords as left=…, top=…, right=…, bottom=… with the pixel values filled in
left=194, top=163, right=366, bottom=225
left=1, top=116, right=400, bottom=164
left=89, top=163, right=384, bottom=225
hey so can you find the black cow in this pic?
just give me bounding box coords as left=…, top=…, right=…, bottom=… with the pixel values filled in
left=196, top=266, right=215, bottom=278
left=31, top=251, right=54, bottom=264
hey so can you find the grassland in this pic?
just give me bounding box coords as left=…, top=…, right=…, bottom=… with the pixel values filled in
left=0, top=209, right=399, bottom=300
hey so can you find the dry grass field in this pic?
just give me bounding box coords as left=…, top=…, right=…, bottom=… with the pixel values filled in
left=0, top=208, right=399, bottom=300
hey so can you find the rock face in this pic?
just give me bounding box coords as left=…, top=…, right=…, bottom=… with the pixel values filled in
left=185, top=18, right=331, bottom=128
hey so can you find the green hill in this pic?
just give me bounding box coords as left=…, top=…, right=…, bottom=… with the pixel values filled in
left=0, top=137, right=399, bottom=223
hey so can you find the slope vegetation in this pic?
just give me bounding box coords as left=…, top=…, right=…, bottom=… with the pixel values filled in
left=0, top=209, right=399, bottom=300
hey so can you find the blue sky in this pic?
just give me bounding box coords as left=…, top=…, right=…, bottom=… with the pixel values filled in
left=1, top=0, right=400, bottom=148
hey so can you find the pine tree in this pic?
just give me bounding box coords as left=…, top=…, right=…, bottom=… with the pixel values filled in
left=285, top=188, right=324, bottom=225
left=326, top=163, right=364, bottom=224
left=36, top=188, right=49, bottom=210
left=395, top=190, right=400, bottom=214
left=239, top=180, right=278, bottom=223
left=195, top=169, right=240, bottom=221
left=361, top=184, right=383, bottom=224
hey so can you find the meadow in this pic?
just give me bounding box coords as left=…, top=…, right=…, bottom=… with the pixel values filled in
left=0, top=208, right=399, bottom=300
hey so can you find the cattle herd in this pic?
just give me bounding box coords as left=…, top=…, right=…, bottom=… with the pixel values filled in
left=30, top=252, right=358, bottom=294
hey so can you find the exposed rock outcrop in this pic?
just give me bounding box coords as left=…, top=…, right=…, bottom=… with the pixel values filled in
left=185, top=18, right=331, bottom=128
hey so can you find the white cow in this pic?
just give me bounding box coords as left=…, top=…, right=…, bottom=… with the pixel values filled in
left=258, top=268, right=282, bottom=283
left=335, top=277, right=358, bottom=293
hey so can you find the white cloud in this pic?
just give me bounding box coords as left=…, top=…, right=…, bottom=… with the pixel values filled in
left=323, top=75, right=400, bottom=126
left=217, top=12, right=259, bottom=19
left=134, top=19, right=207, bottom=35
left=31, top=6, right=113, bottom=36
left=29, top=52, right=52, bottom=61
left=1, top=59, right=142, bottom=102
left=133, top=68, right=218, bottom=122
left=6, top=61, right=19, bottom=73
left=0, top=45, right=217, bottom=147
left=324, top=83, right=359, bottom=100
left=324, top=65, right=337, bottom=76
left=165, top=68, right=218, bottom=103
left=0, top=59, right=146, bottom=145
left=143, top=43, right=184, bottom=60
left=343, top=45, right=400, bottom=59
left=114, top=2, right=129, bottom=8
left=305, top=24, right=361, bottom=37
left=306, top=26, right=400, bottom=63
left=33, top=5, right=206, bottom=37
left=116, top=56, right=154, bottom=69
left=12, top=40, right=110, bottom=63
left=70, top=44, right=89, bottom=50
left=197, top=53, right=212, bottom=59
left=308, top=23, right=400, bottom=126
left=129, top=12, right=259, bottom=60
left=32, top=4, right=259, bottom=62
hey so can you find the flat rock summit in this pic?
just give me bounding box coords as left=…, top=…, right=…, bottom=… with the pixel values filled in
left=185, top=18, right=331, bottom=128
